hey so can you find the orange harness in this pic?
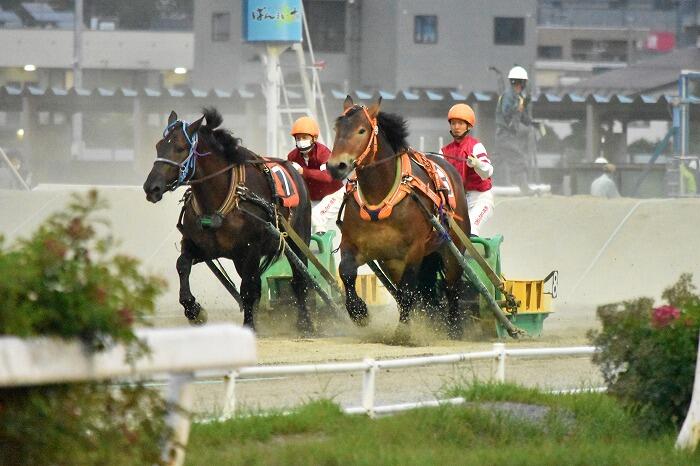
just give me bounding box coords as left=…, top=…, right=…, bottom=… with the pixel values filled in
left=346, top=150, right=457, bottom=222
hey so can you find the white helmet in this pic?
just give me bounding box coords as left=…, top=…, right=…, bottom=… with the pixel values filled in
left=508, top=66, right=529, bottom=81
left=594, top=157, right=609, bottom=164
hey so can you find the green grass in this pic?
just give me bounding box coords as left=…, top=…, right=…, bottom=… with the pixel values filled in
left=186, top=384, right=700, bottom=466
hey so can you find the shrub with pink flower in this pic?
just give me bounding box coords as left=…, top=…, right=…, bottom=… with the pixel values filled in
left=590, top=273, right=700, bottom=433
left=651, top=305, right=680, bottom=328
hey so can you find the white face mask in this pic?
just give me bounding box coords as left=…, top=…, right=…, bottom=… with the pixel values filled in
left=296, top=139, right=313, bottom=151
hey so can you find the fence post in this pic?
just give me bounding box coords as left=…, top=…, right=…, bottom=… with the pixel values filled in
left=362, top=358, right=377, bottom=418
left=492, top=343, right=506, bottom=383
left=676, top=331, right=700, bottom=451
left=161, top=372, right=195, bottom=466
left=220, top=370, right=238, bottom=421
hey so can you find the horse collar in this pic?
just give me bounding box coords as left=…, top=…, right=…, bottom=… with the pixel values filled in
left=347, top=150, right=457, bottom=222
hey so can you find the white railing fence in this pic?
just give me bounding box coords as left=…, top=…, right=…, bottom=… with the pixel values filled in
left=0, top=324, right=256, bottom=466
left=220, top=343, right=599, bottom=420
left=7, top=328, right=699, bottom=455
left=676, top=331, right=700, bottom=452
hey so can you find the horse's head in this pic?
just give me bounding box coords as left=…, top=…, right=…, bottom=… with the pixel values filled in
left=327, top=95, right=382, bottom=180
left=143, top=110, right=204, bottom=203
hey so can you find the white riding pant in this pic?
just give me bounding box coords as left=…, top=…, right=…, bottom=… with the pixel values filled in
left=466, top=189, right=494, bottom=236
left=311, top=187, right=345, bottom=234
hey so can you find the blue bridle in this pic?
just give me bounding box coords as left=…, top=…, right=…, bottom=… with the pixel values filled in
left=153, top=119, right=210, bottom=191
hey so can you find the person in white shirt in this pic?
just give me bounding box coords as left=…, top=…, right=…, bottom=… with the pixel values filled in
left=590, top=157, right=620, bottom=198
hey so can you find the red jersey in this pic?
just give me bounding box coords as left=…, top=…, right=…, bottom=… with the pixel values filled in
left=441, top=135, right=493, bottom=192
left=287, top=142, right=343, bottom=201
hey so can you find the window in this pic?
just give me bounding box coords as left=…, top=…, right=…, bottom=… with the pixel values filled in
left=572, top=39, right=627, bottom=62
left=303, top=1, right=346, bottom=53
left=211, top=12, right=230, bottom=42
left=414, top=15, right=437, bottom=44
left=494, top=17, right=525, bottom=46
left=609, top=0, right=627, bottom=8
left=653, top=0, right=675, bottom=10
left=537, top=45, right=563, bottom=59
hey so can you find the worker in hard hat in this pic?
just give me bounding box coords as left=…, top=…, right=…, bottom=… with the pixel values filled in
left=440, top=103, right=494, bottom=236
left=590, top=157, right=620, bottom=198
left=495, top=65, right=534, bottom=195
left=287, top=116, right=343, bottom=233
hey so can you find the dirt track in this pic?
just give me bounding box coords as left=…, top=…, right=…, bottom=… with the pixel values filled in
left=2, top=187, right=699, bottom=413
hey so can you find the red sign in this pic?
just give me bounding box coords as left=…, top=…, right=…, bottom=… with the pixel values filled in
left=645, top=31, right=675, bottom=52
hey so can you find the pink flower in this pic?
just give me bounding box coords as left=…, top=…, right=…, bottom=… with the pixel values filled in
left=651, top=305, right=680, bottom=328
left=117, top=307, right=135, bottom=327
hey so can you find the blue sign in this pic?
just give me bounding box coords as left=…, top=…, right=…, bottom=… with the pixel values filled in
left=244, top=0, right=303, bottom=42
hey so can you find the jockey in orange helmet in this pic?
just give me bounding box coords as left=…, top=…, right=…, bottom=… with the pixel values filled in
left=287, top=116, right=343, bottom=233
left=440, top=103, right=495, bottom=236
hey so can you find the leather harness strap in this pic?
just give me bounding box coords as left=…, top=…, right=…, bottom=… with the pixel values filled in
left=343, top=105, right=379, bottom=168
left=346, top=150, right=457, bottom=222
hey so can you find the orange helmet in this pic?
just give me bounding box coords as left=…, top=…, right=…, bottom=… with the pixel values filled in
left=290, top=116, right=320, bottom=137
left=447, top=104, right=476, bottom=127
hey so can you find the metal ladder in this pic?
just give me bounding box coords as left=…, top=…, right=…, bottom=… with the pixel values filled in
left=277, top=4, right=332, bottom=151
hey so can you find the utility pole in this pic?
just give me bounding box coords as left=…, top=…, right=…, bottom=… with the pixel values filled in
left=73, top=0, right=83, bottom=88
left=72, top=0, right=83, bottom=159
left=675, top=0, right=683, bottom=49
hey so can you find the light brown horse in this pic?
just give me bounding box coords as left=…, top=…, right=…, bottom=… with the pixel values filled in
left=327, top=96, right=477, bottom=338
left=143, top=108, right=313, bottom=333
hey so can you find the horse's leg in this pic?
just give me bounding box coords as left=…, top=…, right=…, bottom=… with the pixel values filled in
left=442, top=251, right=473, bottom=340
left=339, top=248, right=369, bottom=326
left=236, top=255, right=263, bottom=331
left=445, top=280, right=470, bottom=339
left=395, top=264, right=420, bottom=325
left=176, top=241, right=205, bottom=323
left=415, top=253, right=443, bottom=320
left=289, top=251, right=313, bottom=336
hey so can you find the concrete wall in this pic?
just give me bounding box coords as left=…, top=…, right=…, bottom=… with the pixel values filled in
left=359, top=0, right=399, bottom=90
left=3, top=189, right=698, bottom=324
left=0, top=29, right=193, bottom=70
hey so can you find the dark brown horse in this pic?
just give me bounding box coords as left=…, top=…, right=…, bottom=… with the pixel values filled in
left=143, top=108, right=313, bottom=333
left=328, top=96, right=476, bottom=338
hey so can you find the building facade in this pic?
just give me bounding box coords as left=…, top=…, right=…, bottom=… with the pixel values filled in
left=536, top=0, right=699, bottom=89
left=192, top=0, right=538, bottom=94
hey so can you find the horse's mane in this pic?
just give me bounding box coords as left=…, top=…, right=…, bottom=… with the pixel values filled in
left=199, top=107, right=251, bottom=163
left=377, top=111, right=410, bottom=152
left=337, top=106, right=409, bottom=153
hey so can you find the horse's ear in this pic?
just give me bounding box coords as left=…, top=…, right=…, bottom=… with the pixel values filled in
left=187, top=115, right=205, bottom=138
left=343, top=95, right=354, bottom=111
left=367, top=96, right=382, bottom=119
left=168, top=111, right=177, bottom=126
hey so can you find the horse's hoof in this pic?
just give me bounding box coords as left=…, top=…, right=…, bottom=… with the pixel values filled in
left=350, top=314, right=369, bottom=327
left=392, top=323, right=412, bottom=344
left=447, top=326, right=463, bottom=340
left=184, top=302, right=206, bottom=324
left=297, top=317, right=315, bottom=337
left=242, top=320, right=255, bottom=331
left=188, top=308, right=208, bottom=326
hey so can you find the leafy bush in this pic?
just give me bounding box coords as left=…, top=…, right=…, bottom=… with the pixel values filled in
left=589, top=274, right=700, bottom=433
left=0, top=191, right=169, bottom=465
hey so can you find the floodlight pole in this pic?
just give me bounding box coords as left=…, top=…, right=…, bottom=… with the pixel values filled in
left=72, top=0, right=84, bottom=160
left=264, top=45, right=286, bottom=157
